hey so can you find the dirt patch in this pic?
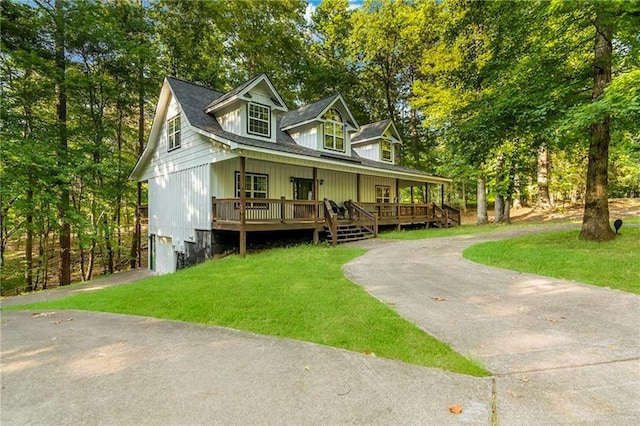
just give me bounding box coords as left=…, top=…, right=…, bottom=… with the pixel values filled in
left=460, top=198, right=640, bottom=225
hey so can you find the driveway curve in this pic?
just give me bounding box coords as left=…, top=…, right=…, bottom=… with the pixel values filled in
left=343, top=225, right=640, bottom=424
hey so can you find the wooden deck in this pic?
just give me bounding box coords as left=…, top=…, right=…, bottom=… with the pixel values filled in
left=211, top=197, right=460, bottom=233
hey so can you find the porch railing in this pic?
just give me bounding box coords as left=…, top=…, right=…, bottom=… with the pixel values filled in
left=345, top=200, right=378, bottom=237
left=212, top=197, right=323, bottom=223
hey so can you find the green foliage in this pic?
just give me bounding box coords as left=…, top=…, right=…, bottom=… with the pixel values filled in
left=9, top=245, right=489, bottom=376
left=463, top=228, right=640, bottom=294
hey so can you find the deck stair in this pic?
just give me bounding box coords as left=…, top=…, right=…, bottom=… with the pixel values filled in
left=327, top=223, right=374, bottom=244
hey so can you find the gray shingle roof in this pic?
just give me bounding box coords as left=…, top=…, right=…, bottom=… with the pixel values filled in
left=203, top=73, right=263, bottom=112
left=166, top=78, right=446, bottom=181
left=351, top=119, right=391, bottom=144
left=280, top=94, right=340, bottom=129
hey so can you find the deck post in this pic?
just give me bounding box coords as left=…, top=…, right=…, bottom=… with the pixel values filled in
left=313, top=167, right=318, bottom=219
left=374, top=214, right=379, bottom=238
left=240, top=156, right=246, bottom=257
left=212, top=196, right=217, bottom=225
left=239, top=230, right=246, bottom=256
left=280, top=196, right=286, bottom=223
left=357, top=173, right=361, bottom=202
left=441, top=184, right=445, bottom=208
left=313, top=228, right=319, bottom=244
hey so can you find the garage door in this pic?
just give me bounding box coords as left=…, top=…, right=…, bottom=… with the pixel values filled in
left=156, top=236, right=176, bottom=275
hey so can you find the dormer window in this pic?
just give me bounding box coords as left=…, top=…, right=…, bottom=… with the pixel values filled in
left=381, top=140, right=392, bottom=162
left=168, top=115, right=181, bottom=150
left=323, top=108, right=345, bottom=152
left=248, top=102, right=271, bottom=137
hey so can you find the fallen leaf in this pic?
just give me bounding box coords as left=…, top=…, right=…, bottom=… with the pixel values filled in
left=33, top=312, right=56, bottom=319
left=431, top=296, right=446, bottom=302
left=519, top=375, right=530, bottom=383
left=304, top=365, right=310, bottom=372
left=449, top=404, right=463, bottom=414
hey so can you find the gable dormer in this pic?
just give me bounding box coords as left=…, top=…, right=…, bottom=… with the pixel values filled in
left=281, top=94, right=359, bottom=157
left=204, top=73, right=287, bottom=142
left=351, top=119, right=402, bottom=165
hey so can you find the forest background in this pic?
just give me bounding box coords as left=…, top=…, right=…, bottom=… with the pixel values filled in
left=1, top=0, right=639, bottom=293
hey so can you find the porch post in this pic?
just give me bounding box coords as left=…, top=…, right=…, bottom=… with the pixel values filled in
left=395, top=179, right=401, bottom=231
left=425, top=183, right=429, bottom=204
left=239, top=156, right=246, bottom=257
left=410, top=186, right=414, bottom=204
left=440, top=184, right=445, bottom=208
left=313, top=167, right=319, bottom=218
left=313, top=167, right=320, bottom=245
left=356, top=173, right=361, bottom=202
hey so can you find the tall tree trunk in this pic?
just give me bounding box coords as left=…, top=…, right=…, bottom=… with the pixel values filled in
left=25, top=188, right=34, bottom=291
left=55, top=0, right=71, bottom=285
left=476, top=176, right=488, bottom=224
left=537, top=141, right=552, bottom=209
left=580, top=9, right=615, bottom=241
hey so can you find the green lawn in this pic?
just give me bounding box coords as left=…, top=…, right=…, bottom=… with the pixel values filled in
left=463, top=228, right=640, bottom=294
left=6, top=244, right=489, bottom=377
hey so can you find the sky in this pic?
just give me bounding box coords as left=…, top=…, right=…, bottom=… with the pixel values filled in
left=305, top=1, right=364, bottom=22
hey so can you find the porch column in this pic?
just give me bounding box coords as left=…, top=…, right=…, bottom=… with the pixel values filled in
left=410, top=186, right=414, bottom=204
left=425, top=183, right=429, bottom=203
left=441, top=184, right=445, bottom=208
left=356, top=173, right=361, bottom=202
left=239, top=156, right=246, bottom=257
left=313, top=167, right=320, bottom=244
left=395, top=179, right=401, bottom=231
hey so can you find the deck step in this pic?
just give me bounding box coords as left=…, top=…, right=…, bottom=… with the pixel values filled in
left=326, top=223, right=374, bottom=244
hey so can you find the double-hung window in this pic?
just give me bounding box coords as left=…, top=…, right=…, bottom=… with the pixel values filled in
left=381, top=140, right=392, bottom=162
left=323, top=108, right=345, bottom=152
left=167, top=115, right=181, bottom=150
left=235, top=172, right=268, bottom=208
left=376, top=185, right=391, bottom=203
left=247, top=103, right=271, bottom=137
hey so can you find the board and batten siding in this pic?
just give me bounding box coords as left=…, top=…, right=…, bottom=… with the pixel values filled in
left=211, top=159, right=314, bottom=199
left=288, top=123, right=318, bottom=150
left=218, top=107, right=242, bottom=134
left=359, top=175, right=396, bottom=202
left=149, top=164, right=211, bottom=245
left=353, top=144, right=378, bottom=162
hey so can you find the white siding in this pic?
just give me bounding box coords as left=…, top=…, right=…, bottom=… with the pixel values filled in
left=353, top=143, right=378, bottom=161
left=156, top=236, right=176, bottom=275
left=149, top=164, right=211, bottom=244
left=139, top=94, right=235, bottom=181
left=211, top=159, right=314, bottom=199
left=289, top=123, right=318, bottom=150
left=218, top=108, right=242, bottom=134
left=317, top=170, right=357, bottom=205
left=359, top=175, right=397, bottom=202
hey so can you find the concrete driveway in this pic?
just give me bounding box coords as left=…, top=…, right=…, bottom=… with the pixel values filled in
left=344, top=226, right=640, bottom=424
left=2, top=225, right=639, bottom=424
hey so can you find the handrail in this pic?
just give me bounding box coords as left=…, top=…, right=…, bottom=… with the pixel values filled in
left=346, top=200, right=378, bottom=237
left=442, top=204, right=461, bottom=226
left=212, top=197, right=322, bottom=223
left=323, top=199, right=338, bottom=246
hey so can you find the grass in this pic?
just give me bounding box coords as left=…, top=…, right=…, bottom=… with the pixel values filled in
left=463, top=228, right=640, bottom=294
left=5, top=244, right=489, bottom=377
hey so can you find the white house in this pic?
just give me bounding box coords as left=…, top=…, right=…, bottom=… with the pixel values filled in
left=130, top=74, right=458, bottom=274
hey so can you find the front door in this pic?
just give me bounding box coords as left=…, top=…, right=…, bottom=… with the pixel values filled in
left=293, top=178, right=315, bottom=219
left=294, top=178, right=314, bottom=200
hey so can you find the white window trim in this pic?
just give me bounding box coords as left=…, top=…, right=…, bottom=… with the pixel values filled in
left=376, top=185, right=391, bottom=203
left=167, top=114, right=181, bottom=151
left=322, top=108, right=345, bottom=153
left=235, top=172, right=269, bottom=199
left=247, top=102, right=271, bottom=138
left=381, top=140, right=393, bottom=163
